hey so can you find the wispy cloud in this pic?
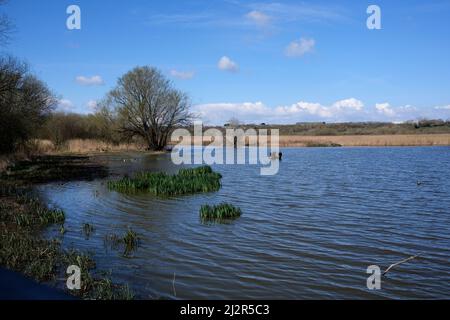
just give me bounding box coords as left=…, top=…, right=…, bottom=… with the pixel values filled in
left=218, top=56, right=239, bottom=73
left=248, top=2, right=347, bottom=24
left=285, top=37, right=315, bottom=57
left=145, top=12, right=214, bottom=27
left=170, top=69, right=195, bottom=80
left=245, top=10, right=271, bottom=26
left=143, top=2, right=347, bottom=29
left=75, top=75, right=104, bottom=86
left=435, top=105, right=450, bottom=110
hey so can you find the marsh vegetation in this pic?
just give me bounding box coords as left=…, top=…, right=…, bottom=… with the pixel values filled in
left=200, top=203, right=242, bottom=222
left=108, top=165, right=222, bottom=196
left=104, top=228, right=140, bottom=256
left=0, top=170, right=134, bottom=299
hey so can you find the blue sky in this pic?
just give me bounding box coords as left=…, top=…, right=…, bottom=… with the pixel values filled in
left=3, top=0, right=450, bottom=124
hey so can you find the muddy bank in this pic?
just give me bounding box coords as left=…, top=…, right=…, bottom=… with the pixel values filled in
left=0, top=155, right=109, bottom=184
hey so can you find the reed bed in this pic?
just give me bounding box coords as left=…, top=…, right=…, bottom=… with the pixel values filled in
left=170, top=134, right=450, bottom=147
left=108, top=165, right=222, bottom=196
left=200, top=203, right=242, bottom=221
left=278, top=134, right=450, bottom=147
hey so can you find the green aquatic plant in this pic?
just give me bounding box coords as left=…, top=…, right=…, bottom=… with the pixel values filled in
left=200, top=203, right=242, bottom=222
left=82, top=223, right=95, bottom=238
left=104, top=227, right=140, bottom=256
left=60, top=225, right=66, bottom=235
left=123, top=228, right=139, bottom=254
left=107, top=165, right=222, bottom=196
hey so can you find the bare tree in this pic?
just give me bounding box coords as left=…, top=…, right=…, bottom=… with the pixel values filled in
left=106, top=66, right=192, bottom=150
left=0, top=57, right=55, bottom=153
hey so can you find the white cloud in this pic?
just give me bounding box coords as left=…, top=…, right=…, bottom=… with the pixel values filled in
left=170, top=69, right=195, bottom=80
left=192, top=98, right=365, bottom=125
left=375, top=103, right=396, bottom=117
left=245, top=10, right=271, bottom=26
left=193, top=102, right=269, bottom=124
left=332, top=98, right=364, bottom=111
left=57, top=99, right=74, bottom=112
left=275, top=101, right=332, bottom=118
left=275, top=98, right=364, bottom=119
left=435, top=105, right=450, bottom=110
left=86, top=100, right=98, bottom=112
left=75, top=75, right=104, bottom=86
left=285, top=37, right=315, bottom=57
left=218, top=56, right=239, bottom=73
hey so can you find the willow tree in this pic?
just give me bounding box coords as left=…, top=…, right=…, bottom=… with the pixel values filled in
left=106, top=66, right=191, bottom=151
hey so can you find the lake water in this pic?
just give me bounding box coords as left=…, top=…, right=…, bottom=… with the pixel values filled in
left=37, top=147, right=450, bottom=299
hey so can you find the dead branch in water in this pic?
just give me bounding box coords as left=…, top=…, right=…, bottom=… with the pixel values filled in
left=383, top=254, right=421, bottom=276
left=172, top=272, right=177, bottom=297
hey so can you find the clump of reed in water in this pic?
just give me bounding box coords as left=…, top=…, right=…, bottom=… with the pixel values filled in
left=122, top=228, right=139, bottom=253
left=104, top=227, right=140, bottom=256
left=200, top=203, right=242, bottom=221
left=107, top=165, right=222, bottom=196
left=82, top=223, right=95, bottom=238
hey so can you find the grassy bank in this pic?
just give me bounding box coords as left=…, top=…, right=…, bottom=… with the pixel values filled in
left=0, top=155, right=109, bottom=184
left=0, top=156, right=134, bottom=300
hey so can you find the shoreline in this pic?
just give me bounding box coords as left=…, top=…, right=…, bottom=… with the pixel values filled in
left=0, top=156, right=135, bottom=300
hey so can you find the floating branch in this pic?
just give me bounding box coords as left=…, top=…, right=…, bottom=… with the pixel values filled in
left=383, top=253, right=421, bottom=276
left=172, top=272, right=177, bottom=297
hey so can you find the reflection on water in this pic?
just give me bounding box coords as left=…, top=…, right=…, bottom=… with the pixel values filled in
left=37, top=147, right=450, bottom=299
